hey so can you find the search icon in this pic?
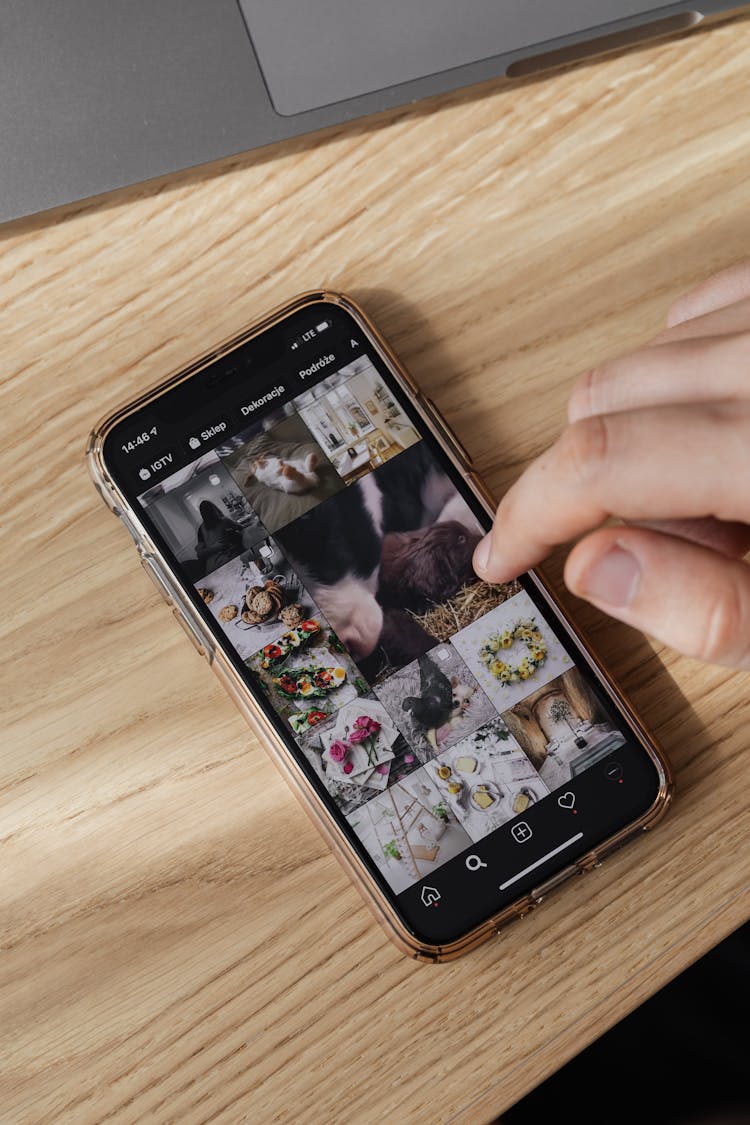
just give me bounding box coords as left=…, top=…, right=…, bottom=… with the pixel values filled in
left=465, top=854, right=488, bottom=872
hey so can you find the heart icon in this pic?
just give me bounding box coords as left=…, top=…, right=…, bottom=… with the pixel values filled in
left=557, top=791, right=575, bottom=810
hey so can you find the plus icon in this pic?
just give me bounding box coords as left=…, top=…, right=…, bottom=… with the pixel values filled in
left=511, top=821, right=533, bottom=844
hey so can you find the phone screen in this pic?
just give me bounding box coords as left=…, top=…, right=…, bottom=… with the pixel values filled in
left=103, top=298, right=663, bottom=947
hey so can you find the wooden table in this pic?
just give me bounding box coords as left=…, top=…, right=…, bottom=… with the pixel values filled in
left=3, top=15, right=750, bottom=1123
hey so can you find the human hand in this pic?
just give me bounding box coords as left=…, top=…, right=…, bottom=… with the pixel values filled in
left=473, top=261, right=750, bottom=669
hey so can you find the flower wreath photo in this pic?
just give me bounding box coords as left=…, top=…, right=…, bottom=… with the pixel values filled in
left=451, top=590, right=572, bottom=707
left=479, top=619, right=548, bottom=685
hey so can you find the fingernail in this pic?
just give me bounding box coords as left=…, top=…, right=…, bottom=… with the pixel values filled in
left=579, top=544, right=640, bottom=607
left=474, top=534, right=491, bottom=573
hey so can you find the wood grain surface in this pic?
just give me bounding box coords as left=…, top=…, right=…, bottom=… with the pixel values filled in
left=2, top=15, right=750, bottom=1123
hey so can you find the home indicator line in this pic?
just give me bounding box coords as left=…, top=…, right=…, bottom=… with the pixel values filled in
left=499, top=833, right=584, bottom=891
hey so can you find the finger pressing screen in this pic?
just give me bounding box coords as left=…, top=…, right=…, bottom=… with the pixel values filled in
left=473, top=401, right=750, bottom=583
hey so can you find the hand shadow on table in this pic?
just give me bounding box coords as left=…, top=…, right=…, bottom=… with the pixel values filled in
left=354, top=285, right=710, bottom=789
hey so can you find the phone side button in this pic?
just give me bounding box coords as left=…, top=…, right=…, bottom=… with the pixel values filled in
left=468, top=472, right=498, bottom=516
left=141, top=556, right=175, bottom=606
left=424, top=398, right=474, bottom=468
left=172, top=609, right=207, bottom=657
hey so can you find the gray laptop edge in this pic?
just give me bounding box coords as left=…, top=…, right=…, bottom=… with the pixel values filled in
left=0, top=1, right=743, bottom=225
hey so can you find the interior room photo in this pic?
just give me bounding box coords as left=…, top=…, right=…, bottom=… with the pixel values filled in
left=500, top=668, right=628, bottom=790
left=294, top=356, right=421, bottom=483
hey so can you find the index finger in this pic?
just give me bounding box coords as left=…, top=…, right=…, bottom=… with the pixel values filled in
left=473, top=402, right=750, bottom=582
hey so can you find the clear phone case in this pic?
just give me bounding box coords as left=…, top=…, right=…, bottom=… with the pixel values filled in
left=87, top=291, right=673, bottom=961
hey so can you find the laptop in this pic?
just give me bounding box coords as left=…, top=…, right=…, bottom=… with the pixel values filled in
left=0, top=1, right=743, bottom=225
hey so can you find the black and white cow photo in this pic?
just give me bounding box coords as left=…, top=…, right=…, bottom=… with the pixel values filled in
left=273, top=442, right=486, bottom=680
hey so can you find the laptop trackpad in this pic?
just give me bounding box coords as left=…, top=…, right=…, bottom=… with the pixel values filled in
left=239, top=0, right=677, bottom=116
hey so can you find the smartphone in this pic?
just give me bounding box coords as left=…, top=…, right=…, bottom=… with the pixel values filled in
left=88, top=291, right=673, bottom=961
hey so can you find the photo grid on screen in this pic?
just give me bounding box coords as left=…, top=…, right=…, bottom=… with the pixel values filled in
left=139, top=355, right=628, bottom=894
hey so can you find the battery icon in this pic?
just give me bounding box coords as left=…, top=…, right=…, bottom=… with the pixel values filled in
left=315, top=319, right=331, bottom=333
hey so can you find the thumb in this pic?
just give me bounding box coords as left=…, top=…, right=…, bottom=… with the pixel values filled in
left=667, top=260, right=750, bottom=327
left=564, top=526, right=750, bottom=670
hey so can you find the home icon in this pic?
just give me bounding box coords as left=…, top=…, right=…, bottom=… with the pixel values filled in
left=421, top=885, right=441, bottom=907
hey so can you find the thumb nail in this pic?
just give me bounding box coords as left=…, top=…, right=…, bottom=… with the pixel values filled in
left=578, top=544, right=640, bottom=607
left=474, top=534, right=491, bottom=573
